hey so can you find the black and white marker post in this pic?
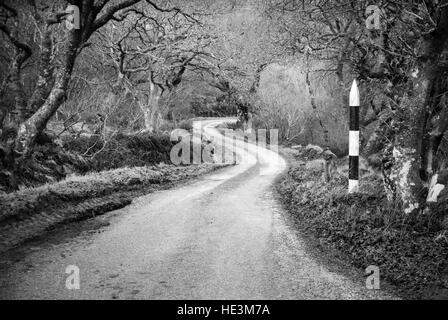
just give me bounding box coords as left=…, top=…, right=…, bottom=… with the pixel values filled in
left=349, top=80, right=360, bottom=193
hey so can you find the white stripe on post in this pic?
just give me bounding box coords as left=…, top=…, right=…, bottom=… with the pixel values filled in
left=349, top=179, right=359, bottom=193
left=349, top=131, right=359, bottom=156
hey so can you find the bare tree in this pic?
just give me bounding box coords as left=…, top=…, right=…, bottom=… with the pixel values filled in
left=94, top=10, right=213, bottom=132
left=0, top=0, right=197, bottom=187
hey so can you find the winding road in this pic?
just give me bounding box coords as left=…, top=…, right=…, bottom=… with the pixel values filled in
left=0, top=119, right=394, bottom=299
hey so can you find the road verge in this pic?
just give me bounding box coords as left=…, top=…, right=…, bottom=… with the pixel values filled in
left=0, top=163, right=228, bottom=253
left=275, top=145, right=448, bottom=299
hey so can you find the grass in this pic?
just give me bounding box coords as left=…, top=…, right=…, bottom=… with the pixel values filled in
left=0, top=163, right=227, bottom=224
left=276, top=147, right=448, bottom=299
left=62, top=131, right=175, bottom=171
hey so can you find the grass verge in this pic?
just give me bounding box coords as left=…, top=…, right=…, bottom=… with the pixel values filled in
left=0, top=163, right=228, bottom=253
left=276, top=146, right=448, bottom=300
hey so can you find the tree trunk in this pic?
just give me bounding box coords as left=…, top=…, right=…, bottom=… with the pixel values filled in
left=10, top=49, right=28, bottom=124
left=141, top=104, right=162, bottom=133
left=386, top=12, right=448, bottom=213
left=15, top=88, right=66, bottom=156
left=14, top=29, right=81, bottom=158
left=0, top=108, right=6, bottom=128
left=27, top=29, right=55, bottom=117
left=140, top=75, right=162, bottom=132
left=0, top=71, right=11, bottom=129
left=141, top=103, right=155, bottom=133
left=336, top=60, right=348, bottom=114
left=336, top=36, right=351, bottom=116
left=303, top=47, right=329, bottom=146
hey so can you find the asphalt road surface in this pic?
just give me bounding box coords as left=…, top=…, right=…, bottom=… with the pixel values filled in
left=0, top=119, right=395, bottom=299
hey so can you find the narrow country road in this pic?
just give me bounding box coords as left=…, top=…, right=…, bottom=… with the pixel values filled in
left=0, top=119, right=394, bottom=299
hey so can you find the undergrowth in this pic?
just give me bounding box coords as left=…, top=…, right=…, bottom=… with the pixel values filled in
left=277, top=148, right=448, bottom=299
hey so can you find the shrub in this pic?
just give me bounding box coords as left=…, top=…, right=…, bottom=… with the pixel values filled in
left=178, top=119, right=193, bottom=131
left=63, top=132, right=175, bottom=171
left=225, top=121, right=243, bottom=131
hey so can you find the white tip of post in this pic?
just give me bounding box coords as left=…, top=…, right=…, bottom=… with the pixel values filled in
left=349, top=79, right=360, bottom=107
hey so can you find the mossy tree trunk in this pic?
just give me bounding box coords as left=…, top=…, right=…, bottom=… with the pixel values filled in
left=385, top=6, right=448, bottom=213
